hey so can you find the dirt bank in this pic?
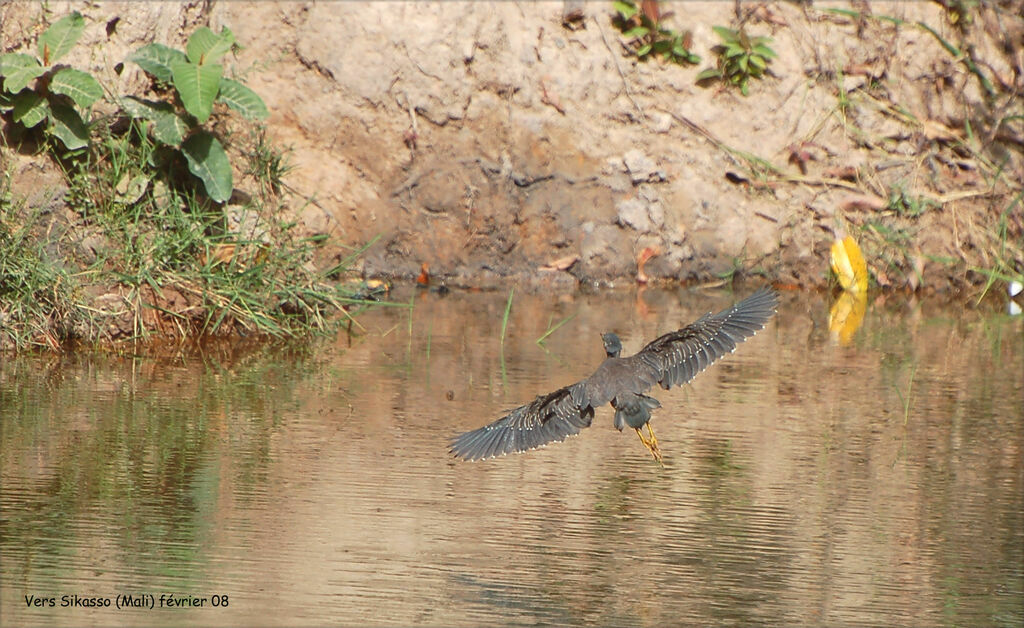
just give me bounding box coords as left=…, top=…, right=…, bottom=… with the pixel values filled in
left=3, top=1, right=1022, bottom=300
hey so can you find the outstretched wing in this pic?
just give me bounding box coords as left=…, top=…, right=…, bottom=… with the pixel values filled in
left=629, top=287, right=779, bottom=390
left=450, top=383, right=595, bottom=461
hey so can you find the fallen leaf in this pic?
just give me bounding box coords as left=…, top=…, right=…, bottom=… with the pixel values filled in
left=752, top=4, right=788, bottom=26
left=921, top=119, right=959, bottom=142
left=539, top=254, right=579, bottom=272
left=636, top=246, right=660, bottom=284
left=839, top=195, right=887, bottom=212
left=830, top=235, right=869, bottom=294
left=824, top=166, right=858, bottom=181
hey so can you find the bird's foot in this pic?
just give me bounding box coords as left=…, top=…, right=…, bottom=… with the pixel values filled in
left=645, top=423, right=663, bottom=465
left=635, top=427, right=664, bottom=466
left=647, top=440, right=664, bottom=466
left=646, top=423, right=659, bottom=450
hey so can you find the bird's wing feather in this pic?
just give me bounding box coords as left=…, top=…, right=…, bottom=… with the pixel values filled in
left=450, top=382, right=595, bottom=461
left=634, top=287, right=779, bottom=391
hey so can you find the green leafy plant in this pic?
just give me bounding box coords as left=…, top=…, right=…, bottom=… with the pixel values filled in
left=124, top=27, right=269, bottom=202
left=612, top=0, right=700, bottom=65
left=0, top=11, right=385, bottom=351
left=886, top=183, right=939, bottom=217
left=697, top=26, right=776, bottom=96
left=0, top=11, right=102, bottom=150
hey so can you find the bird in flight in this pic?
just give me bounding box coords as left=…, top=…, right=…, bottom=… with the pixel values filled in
left=450, top=287, right=779, bottom=463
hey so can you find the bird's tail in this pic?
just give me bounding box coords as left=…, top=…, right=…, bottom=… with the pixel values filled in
left=612, top=393, right=662, bottom=431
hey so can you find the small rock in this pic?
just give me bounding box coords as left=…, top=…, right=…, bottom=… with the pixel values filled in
left=78, top=233, right=109, bottom=265
left=616, top=197, right=652, bottom=233
left=299, top=204, right=336, bottom=236
left=669, top=223, right=687, bottom=245
left=580, top=224, right=630, bottom=277
left=623, top=149, right=657, bottom=184
left=651, top=112, right=672, bottom=134
left=638, top=184, right=659, bottom=203
left=647, top=201, right=665, bottom=229
left=95, top=293, right=125, bottom=312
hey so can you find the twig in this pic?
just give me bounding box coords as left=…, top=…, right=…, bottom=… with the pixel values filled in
left=594, top=15, right=644, bottom=120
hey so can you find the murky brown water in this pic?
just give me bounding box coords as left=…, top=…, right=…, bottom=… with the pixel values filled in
left=2, top=286, right=1022, bottom=627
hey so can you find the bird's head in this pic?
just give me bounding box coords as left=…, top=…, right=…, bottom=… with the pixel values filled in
left=601, top=332, right=622, bottom=358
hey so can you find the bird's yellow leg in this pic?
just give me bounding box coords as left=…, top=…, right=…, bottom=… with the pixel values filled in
left=646, top=422, right=659, bottom=450
left=646, top=422, right=663, bottom=464
left=634, top=426, right=664, bottom=465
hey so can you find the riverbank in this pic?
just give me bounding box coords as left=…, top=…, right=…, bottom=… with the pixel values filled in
left=2, top=1, right=1021, bottom=351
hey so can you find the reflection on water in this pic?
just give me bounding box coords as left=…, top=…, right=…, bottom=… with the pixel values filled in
left=2, top=287, right=1022, bottom=627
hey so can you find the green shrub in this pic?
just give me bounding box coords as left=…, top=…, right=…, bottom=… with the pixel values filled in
left=1, top=12, right=378, bottom=351
left=612, top=0, right=700, bottom=65
left=125, top=27, right=269, bottom=202
left=696, top=26, right=776, bottom=96
left=0, top=12, right=101, bottom=150
left=1, top=15, right=269, bottom=203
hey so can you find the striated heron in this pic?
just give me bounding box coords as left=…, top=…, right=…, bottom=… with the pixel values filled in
left=449, top=287, right=779, bottom=463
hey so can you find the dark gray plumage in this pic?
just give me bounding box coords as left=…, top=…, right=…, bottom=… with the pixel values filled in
left=450, top=287, right=779, bottom=462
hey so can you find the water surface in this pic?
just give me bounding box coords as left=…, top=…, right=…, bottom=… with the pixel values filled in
left=2, top=287, right=1022, bottom=626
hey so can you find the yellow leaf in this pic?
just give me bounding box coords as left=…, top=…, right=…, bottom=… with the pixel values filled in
left=830, top=235, right=868, bottom=294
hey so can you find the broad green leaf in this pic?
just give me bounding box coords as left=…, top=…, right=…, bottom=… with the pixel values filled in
left=752, top=44, right=777, bottom=59
left=622, top=26, right=650, bottom=39
left=121, top=97, right=189, bottom=146
left=217, top=78, right=268, bottom=120
left=150, top=109, right=188, bottom=146
left=613, top=1, right=638, bottom=19
left=712, top=26, right=738, bottom=43
left=738, top=56, right=749, bottom=72
left=741, top=81, right=750, bottom=96
left=171, top=59, right=222, bottom=123
left=12, top=91, right=49, bottom=127
left=671, top=41, right=699, bottom=64
left=185, top=26, right=236, bottom=65
left=50, top=67, right=104, bottom=108
left=695, top=68, right=722, bottom=82
left=749, top=55, right=766, bottom=70
left=181, top=131, right=232, bottom=202
left=38, top=12, right=85, bottom=65
left=724, top=44, right=746, bottom=58
left=120, top=95, right=165, bottom=120
left=637, top=43, right=652, bottom=57
left=1, top=53, right=45, bottom=92
left=48, top=102, right=90, bottom=149
left=130, top=43, right=187, bottom=83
